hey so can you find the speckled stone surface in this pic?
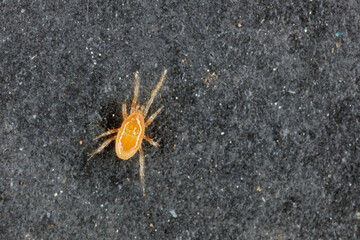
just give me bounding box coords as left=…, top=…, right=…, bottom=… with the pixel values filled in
left=1, top=1, right=359, bottom=239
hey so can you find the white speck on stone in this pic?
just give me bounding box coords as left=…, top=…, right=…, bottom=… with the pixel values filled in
left=288, top=90, right=296, bottom=94
left=170, top=210, right=177, bottom=218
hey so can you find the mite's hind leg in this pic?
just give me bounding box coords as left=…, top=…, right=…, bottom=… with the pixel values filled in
left=145, top=106, right=163, bottom=127
left=93, top=129, right=119, bottom=140
left=143, top=70, right=167, bottom=117
left=139, top=145, right=146, bottom=196
left=89, top=135, right=116, bottom=160
left=144, top=135, right=160, bottom=148
left=131, top=71, right=139, bottom=114
left=122, top=101, right=127, bottom=120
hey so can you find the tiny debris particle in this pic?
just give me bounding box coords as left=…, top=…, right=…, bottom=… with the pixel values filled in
left=33, top=114, right=37, bottom=119
left=336, top=31, right=343, bottom=36
left=257, top=186, right=262, bottom=192
left=170, top=210, right=177, bottom=218
left=79, top=140, right=83, bottom=145
left=149, top=223, right=154, bottom=228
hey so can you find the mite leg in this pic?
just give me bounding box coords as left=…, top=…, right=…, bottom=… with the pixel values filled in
left=139, top=145, right=146, bottom=195
left=131, top=71, right=139, bottom=114
left=89, top=135, right=116, bottom=160
left=143, top=69, right=167, bottom=117
left=93, top=129, right=119, bottom=140
left=144, top=135, right=160, bottom=148
left=145, top=106, right=163, bottom=127
left=122, top=101, right=127, bottom=120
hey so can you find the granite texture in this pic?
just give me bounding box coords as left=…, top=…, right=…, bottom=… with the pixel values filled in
left=1, top=1, right=359, bottom=239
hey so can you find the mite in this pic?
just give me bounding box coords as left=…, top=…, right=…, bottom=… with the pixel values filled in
left=90, top=70, right=167, bottom=195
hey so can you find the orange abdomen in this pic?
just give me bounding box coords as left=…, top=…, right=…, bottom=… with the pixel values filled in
left=115, top=110, right=145, bottom=160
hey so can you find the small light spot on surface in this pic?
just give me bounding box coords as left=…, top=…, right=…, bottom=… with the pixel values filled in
left=170, top=210, right=177, bottom=218
left=336, top=31, right=343, bottom=37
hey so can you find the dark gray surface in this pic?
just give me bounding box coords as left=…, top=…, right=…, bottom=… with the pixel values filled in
left=1, top=1, right=359, bottom=239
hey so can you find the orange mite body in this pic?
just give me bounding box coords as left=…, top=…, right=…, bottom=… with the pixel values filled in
left=115, top=110, right=145, bottom=160
left=89, top=70, right=167, bottom=195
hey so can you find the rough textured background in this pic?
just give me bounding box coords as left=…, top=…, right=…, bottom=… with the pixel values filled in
left=1, top=1, right=359, bottom=239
